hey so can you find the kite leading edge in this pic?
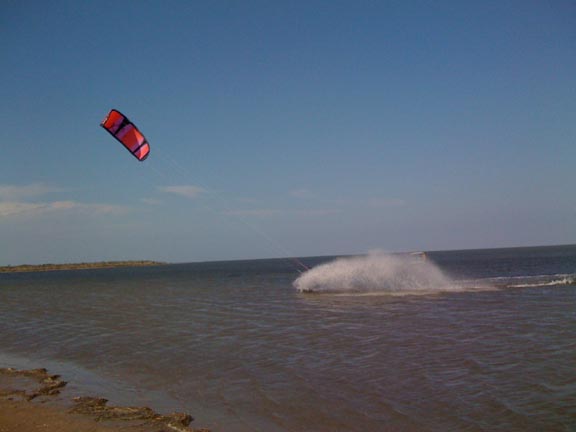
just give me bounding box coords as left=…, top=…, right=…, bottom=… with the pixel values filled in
left=100, top=109, right=150, bottom=161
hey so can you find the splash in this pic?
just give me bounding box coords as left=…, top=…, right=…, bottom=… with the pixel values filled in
left=294, top=251, right=457, bottom=294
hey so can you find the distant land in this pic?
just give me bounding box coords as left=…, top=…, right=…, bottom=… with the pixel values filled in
left=0, top=261, right=166, bottom=273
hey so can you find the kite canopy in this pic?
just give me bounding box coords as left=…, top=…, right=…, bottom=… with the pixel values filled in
left=100, top=109, right=150, bottom=161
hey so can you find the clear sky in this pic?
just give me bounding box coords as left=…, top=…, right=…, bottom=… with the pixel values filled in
left=1, top=0, right=575, bottom=265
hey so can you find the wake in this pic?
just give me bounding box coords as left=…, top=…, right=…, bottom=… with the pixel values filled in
left=293, top=251, right=458, bottom=294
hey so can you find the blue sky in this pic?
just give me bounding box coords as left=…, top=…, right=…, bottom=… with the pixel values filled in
left=1, top=0, right=575, bottom=265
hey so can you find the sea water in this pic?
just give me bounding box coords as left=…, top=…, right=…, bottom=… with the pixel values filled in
left=0, top=245, right=575, bottom=431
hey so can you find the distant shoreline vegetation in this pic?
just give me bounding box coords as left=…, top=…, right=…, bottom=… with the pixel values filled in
left=0, top=261, right=166, bottom=273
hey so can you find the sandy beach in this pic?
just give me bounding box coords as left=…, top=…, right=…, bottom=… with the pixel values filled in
left=0, top=398, right=127, bottom=432
left=0, top=367, right=208, bottom=432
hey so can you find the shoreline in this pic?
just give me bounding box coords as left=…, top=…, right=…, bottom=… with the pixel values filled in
left=0, top=367, right=209, bottom=432
left=0, top=261, right=166, bottom=274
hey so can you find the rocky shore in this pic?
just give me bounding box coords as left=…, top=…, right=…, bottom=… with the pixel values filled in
left=0, top=367, right=208, bottom=432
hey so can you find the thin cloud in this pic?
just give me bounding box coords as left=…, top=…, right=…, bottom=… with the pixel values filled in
left=290, top=188, right=314, bottom=199
left=158, top=185, right=205, bottom=199
left=222, top=208, right=340, bottom=218
left=0, top=202, right=45, bottom=217
left=0, top=201, right=128, bottom=219
left=368, top=198, right=406, bottom=208
left=223, top=209, right=281, bottom=218
left=78, top=202, right=128, bottom=214
left=294, top=209, right=341, bottom=216
left=141, top=198, right=162, bottom=205
left=0, top=183, right=63, bottom=200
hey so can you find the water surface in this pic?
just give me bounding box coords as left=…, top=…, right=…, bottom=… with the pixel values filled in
left=1, top=245, right=575, bottom=431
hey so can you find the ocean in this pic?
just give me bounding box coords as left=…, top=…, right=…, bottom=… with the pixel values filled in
left=0, top=245, right=575, bottom=431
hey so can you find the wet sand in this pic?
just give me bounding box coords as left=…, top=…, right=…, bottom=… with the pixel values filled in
left=0, top=367, right=209, bottom=432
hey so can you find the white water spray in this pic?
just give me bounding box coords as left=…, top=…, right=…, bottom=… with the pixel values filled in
left=294, top=251, right=457, bottom=294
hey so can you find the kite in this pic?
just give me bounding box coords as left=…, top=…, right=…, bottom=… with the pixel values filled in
left=100, top=109, right=150, bottom=161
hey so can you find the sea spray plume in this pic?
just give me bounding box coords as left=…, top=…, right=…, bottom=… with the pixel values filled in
left=293, top=251, right=455, bottom=294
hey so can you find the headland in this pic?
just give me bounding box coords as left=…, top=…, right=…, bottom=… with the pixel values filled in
left=0, top=261, right=166, bottom=273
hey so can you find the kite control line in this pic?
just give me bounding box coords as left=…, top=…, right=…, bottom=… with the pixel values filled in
left=100, top=108, right=310, bottom=276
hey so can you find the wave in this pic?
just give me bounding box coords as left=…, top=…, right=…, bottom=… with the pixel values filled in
left=293, top=251, right=459, bottom=294
left=458, top=274, right=576, bottom=289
